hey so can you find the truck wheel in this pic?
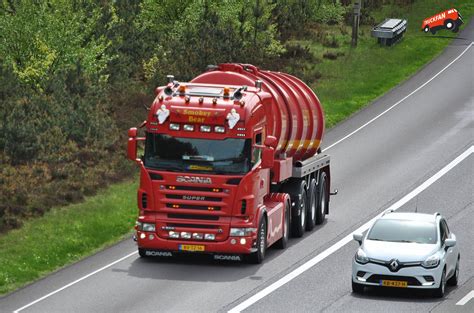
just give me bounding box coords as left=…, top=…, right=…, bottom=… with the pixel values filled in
left=423, top=26, right=430, bottom=33
left=291, top=183, right=307, bottom=238
left=247, top=217, right=267, bottom=264
left=275, top=200, right=290, bottom=249
left=306, top=178, right=317, bottom=231
left=138, top=248, right=148, bottom=258
left=315, top=172, right=328, bottom=225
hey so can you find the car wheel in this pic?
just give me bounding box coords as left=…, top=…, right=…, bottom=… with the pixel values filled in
left=352, top=280, right=364, bottom=294
left=423, top=26, right=430, bottom=33
left=445, top=20, right=454, bottom=30
left=447, top=257, right=460, bottom=286
left=315, top=172, right=328, bottom=225
left=247, top=217, right=267, bottom=264
left=275, top=201, right=290, bottom=249
left=306, top=178, right=317, bottom=231
left=433, top=268, right=446, bottom=298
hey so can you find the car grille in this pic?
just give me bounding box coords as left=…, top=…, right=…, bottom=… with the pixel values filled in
left=367, top=275, right=421, bottom=286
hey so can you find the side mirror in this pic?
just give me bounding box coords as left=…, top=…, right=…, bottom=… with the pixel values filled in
left=128, top=128, right=138, bottom=161
left=264, top=135, right=277, bottom=149
left=261, top=147, right=274, bottom=169
left=353, top=232, right=363, bottom=245
left=445, top=237, right=456, bottom=248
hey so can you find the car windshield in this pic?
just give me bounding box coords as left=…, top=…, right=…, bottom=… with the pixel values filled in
left=367, top=219, right=437, bottom=244
left=144, top=133, right=251, bottom=175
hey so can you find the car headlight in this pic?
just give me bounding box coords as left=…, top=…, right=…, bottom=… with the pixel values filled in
left=230, top=228, right=256, bottom=236
left=141, top=223, right=156, bottom=232
left=422, top=254, right=440, bottom=268
left=355, top=248, right=369, bottom=264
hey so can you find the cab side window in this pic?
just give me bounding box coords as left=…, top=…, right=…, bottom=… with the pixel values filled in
left=252, top=133, right=262, bottom=166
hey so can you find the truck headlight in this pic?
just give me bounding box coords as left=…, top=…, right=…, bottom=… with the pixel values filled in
left=355, top=248, right=369, bottom=264
left=230, top=228, right=256, bottom=236
left=422, top=254, right=440, bottom=268
left=142, top=223, right=156, bottom=232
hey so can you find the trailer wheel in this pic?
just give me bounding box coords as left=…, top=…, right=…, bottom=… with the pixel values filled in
left=247, top=217, right=267, bottom=264
left=291, top=182, right=307, bottom=237
left=275, top=200, right=290, bottom=249
left=315, top=172, right=328, bottom=225
left=306, top=178, right=317, bottom=231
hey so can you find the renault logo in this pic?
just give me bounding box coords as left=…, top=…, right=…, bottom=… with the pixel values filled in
left=389, top=259, right=399, bottom=271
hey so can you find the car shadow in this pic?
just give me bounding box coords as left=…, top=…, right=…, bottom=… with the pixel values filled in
left=351, top=285, right=458, bottom=303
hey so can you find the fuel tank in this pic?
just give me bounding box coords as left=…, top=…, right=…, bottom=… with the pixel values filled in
left=191, top=63, right=324, bottom=161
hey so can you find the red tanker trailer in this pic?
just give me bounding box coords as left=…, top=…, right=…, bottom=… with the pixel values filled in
left=128, top=63, right=335, bottom=263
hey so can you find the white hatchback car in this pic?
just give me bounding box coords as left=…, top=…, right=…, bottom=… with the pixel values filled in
left=352, top=211, right=460, bottom=298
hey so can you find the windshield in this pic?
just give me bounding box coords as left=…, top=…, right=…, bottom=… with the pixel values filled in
left=367, top=219, right=437, bottom=244
left=144, top=133, right=251, bottom=175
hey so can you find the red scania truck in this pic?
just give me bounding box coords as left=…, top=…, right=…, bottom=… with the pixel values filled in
left=128, top=63, right=334, bottom=263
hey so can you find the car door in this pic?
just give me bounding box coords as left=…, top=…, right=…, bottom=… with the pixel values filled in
left=441, top=219, right=456, bottom=277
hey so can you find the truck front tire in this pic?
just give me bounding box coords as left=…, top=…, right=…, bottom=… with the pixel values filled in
left=275, top=201, right=290, bottom=249
left=247, top=217, right=267, bottom=264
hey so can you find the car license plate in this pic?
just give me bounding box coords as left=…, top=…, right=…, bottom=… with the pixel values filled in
left=178, top=244, right=205, bottom=252
left=381, top=280, right=408, bottom=288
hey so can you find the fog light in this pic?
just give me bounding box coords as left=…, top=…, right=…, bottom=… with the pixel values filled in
left=149, top=234, right=154, bottom=240
left=240, top=238, right=246, bottom=245
left=140, top=233, right=146, bottom=239
left=204, top=233, right=215, bottom=240
left=214, top=126, right=225, bottom=133
left=169, top=123, right=180, bottom=131
left=231, top=239, right=236, bottom=244
left=169, top=231, right=179, bottom=239
left=183, top=124, right=194, bottom=131
left=192, top=233, right=203, bottom=240
left=181, top=232, right=191, bottom=239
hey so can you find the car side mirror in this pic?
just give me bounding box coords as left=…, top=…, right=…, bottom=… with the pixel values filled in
left=353, top=232, right=363, bottom=245
left=445, top=238, right=456, bottom=248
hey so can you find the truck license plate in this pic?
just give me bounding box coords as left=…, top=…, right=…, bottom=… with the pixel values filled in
left=381, top=280, right=408, bottom=288
left=178, top=244, right=205, bottom=252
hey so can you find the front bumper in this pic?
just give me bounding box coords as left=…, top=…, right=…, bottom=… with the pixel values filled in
left=352, top=260, right=443, bottom=289
left=136, top=230, right=257, bottom=255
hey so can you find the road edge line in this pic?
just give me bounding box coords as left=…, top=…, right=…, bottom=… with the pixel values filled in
left=13, top=251, right=137, bottom=313
left=322, top=42, right=473, bottom=153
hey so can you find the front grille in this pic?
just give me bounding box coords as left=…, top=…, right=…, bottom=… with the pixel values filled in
left=166, top=194, right=222, bottom=202
left=166, top=203, right=221, bottom=211
left=167, top=213, right=219, bottom=221
left=367, top=275, right=421, bottom=286
left=167, top=223, right=219, bottom=229
left=167, top=185, right=222, bottom=192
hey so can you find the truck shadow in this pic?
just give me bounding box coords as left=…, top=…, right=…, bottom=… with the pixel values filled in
left=113, top=221, right=329, bottom=283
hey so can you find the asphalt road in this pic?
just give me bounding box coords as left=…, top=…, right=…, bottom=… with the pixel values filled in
left=1, top=21, right=473, bottom=313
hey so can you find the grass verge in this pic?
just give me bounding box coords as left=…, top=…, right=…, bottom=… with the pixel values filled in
left=0, top=181, right=137, bottom=295
left=0, top=0, right=473, bottom=297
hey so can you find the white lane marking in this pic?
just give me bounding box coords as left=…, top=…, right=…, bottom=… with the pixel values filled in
left=229, top=146, right=473, bottom=313
left=456, top=290, right=474, bottom=306
left=322, top=42, right=473, bottom=153
left=13, top=251, right=137, bottom=313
